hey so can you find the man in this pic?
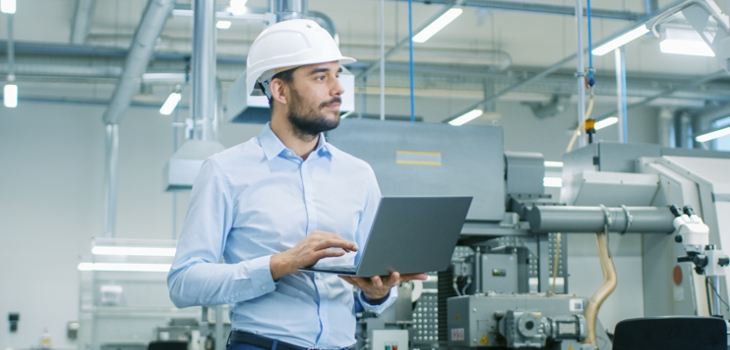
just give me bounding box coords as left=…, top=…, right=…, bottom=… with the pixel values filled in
left=167, top=19, right=426, bottom=350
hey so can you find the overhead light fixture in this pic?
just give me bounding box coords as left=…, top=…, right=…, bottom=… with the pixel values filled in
left=160, top=89, right=182, bottom=115
left=92, top=246, right=176, bottom=257
left=448, top=109, right=482, bottom=126
left=413, top=8, right=463, bottom=43
left=4, top=83, right=17, bottom=108
left=544, top=177, right=563, bottom=188
left=595, top=116, right=619, bottom=130
left=592, top=25, right=649, bottom=56
left=1, top=0, right=16, bottom=14
left=544, top=161, right=564, bottom=168
left=77, top=263, right=171, bottom=272
left=660, top=28, right=714, bottom=57
left=695, top=125, right=730, bottom=142
left=229, top=0, right=248, bottom=15
left=216, top=20, right=232, bottom=29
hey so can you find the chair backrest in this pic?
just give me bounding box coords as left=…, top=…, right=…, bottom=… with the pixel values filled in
left=613, top=317, right=726, bottom=350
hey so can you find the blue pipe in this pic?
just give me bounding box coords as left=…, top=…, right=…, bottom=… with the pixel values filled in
left=587, top=0, right=595, bottom=87
left=408, top=0, right=415, bottom=122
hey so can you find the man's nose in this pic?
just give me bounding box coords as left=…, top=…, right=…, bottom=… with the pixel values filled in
left=331, top=76, right=344, bottom=96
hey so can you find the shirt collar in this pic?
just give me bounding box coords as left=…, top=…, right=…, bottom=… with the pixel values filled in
left=258, top=123, right=331, bottom=161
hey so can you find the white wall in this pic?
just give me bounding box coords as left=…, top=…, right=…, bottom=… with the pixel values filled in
left=0, top=102, right=263, bottom=350
left=0, top=96, right=660, bottom=348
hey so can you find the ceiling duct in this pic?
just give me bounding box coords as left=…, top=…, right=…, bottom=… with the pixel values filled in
left=164, top=0, right=226, bottom=192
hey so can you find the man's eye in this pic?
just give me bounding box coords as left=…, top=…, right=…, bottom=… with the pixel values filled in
left=316, top=75, right=326, bottom=81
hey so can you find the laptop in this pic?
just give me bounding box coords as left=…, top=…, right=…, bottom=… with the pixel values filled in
left=299, top=196, right=472, bottom=277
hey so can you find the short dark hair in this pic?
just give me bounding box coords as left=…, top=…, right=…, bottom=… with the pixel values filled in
left=268, top=68, right=297, bottom=108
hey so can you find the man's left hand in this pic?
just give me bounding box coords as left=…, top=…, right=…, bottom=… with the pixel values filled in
left=340, top=272, right=428, bottom=301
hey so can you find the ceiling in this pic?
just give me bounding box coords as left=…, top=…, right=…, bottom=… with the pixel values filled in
left=1, top=0, right=730, bottom=120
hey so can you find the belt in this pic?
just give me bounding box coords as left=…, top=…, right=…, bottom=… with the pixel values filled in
left=228, top=331, right=356, bottom=350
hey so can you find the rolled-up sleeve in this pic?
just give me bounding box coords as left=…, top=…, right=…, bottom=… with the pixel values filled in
left=167, top=158, right=276, bottom=308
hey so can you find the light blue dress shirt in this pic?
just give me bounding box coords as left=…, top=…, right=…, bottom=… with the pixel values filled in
left=168, top=123, right=397, bottom=348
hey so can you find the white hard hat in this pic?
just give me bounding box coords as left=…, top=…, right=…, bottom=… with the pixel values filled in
left=246, top=19, right=356, bottom=97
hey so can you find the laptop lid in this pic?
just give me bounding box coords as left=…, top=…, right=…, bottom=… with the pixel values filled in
left=302, top=196, right=471, bottom=277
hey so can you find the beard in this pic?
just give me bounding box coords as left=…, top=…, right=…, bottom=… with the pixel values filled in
left=287, top=87, right=341, bottom=140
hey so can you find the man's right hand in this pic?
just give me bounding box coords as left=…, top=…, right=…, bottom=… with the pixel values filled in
left=270, top=230, right=358, bottom=280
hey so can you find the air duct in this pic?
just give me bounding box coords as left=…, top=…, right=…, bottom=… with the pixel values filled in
left=101, top=0, right=174, bottom=237
left=164, top=0, right=226, bottom=192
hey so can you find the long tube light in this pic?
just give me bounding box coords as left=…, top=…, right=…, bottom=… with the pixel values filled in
left=160, top=92, right=182, bottom=115
left=544, top=177, right=563, bottom=187
left=448, top=109, right=482, bottom=126
left=595, top=116, right=618, bottom=130
left=412, top=8, right=463, bottom=43
left=592, top=25, right=649, bottom=56
left=4, top=83, right=17, bottom=108
left=696, top=126, right=730, bottom=142
left=1, top=0, right=16, bottom=14
left=544, top=161, right=564, bottom=167
left=216, top=20, right=232, bottom=29
left=92, top=246, right=176, bottom=257
left=77, top=263, right=171, bottom=272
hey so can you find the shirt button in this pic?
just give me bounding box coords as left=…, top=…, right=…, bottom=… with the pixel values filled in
left=261, top=285, right=267, bottom=290
left=316, top=273, right=322, bottom=278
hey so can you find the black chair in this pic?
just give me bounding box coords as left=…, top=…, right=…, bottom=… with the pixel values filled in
left=148, top=341, right=188, bottom=350
left=612, top=316, right=726, bottom=350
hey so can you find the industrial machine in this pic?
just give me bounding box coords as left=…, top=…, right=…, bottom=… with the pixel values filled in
left=326, top=119, right=730, bottom=350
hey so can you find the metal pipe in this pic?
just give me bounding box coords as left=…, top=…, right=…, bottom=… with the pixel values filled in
left=274, top=0, right=308, bottom=21
left=391, top=0, right=644, bottom=21
left=70, top=0, right=97, bottom=44
left=103, top=124, right=119, bottom=238
left=7, top=13, right=14, bottom=77
left=615, top=47, right=628, bottom=143
left=192, top=0, right=217, bottom=141
left=355, top=3, right=457, bottom=81
left=102, top=0, right=176, bottom=125
left=712, top=276, right=721, bottom=316
left=575, top=0, right=586, bottom=148
left=380, top=0, right=386, bottom=121
left=215, top=305, right=224, bottom=350
left=526, top=205, right=676, bottom=233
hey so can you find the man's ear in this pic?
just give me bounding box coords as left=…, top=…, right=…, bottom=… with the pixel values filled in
left=270, top=78, right=288, bottom=106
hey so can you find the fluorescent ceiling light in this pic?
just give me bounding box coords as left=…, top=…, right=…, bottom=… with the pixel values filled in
left=695, top=126, right=730, bottom=142
left=595, top=116, right=619, bottom=130
left=229, top=0, right=248, bottom=15
left=92, top=246, right=176, bottom=257
left=142, top=73, right=186, bottom=84
left=544, top=177, right=563, bottom=188
left=448, top=109, right=482, bottom=126
left=592, top=25, right=649, bottom=56
left=216, top=21, right=232, bottom=29
left=413, top=8, right=463, bottom=43
left=660, top=28, right=714, bottom=57
left=4, top=84, right=17, bottom=108
left=544, top=161, right=564, bottom=168
left=77, top=263, right=171, bottom=272
left=1, top=0, right=16, bottom=14
left=160, top=92, right=182, bottom=115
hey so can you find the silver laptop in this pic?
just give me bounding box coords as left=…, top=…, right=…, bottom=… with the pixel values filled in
left=299, top=196, right=472, bottom=277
